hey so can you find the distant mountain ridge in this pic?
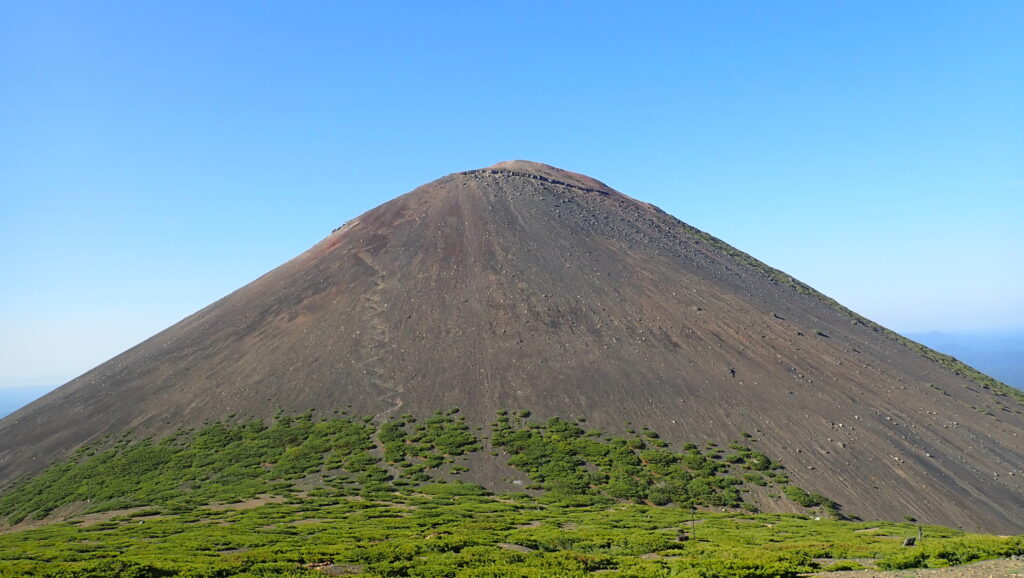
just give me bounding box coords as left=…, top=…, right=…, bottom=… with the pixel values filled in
left=1, top=161, right=1022, bottom=533
left=906, top=331, right=1024, bottom=390
left=0, top=386, right=57, bottom=419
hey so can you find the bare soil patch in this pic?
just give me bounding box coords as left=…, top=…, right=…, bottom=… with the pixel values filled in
left=812, top=557, right=1024, bottom=577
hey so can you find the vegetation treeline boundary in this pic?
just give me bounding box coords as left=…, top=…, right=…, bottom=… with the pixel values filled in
left=0, top=408, right=834, bottom=526
left=1, top=408, right=1022, bottom=576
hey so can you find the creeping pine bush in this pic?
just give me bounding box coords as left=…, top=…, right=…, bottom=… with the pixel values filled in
left=1, top=473, right=1022, bottom=576
left=0, top=409, right=494, bottom=526
left=491, top=411, right=804, bottom=510
left=3, top=407, right=925, bottom=578
left=877, top=535, right=1024, bottom=570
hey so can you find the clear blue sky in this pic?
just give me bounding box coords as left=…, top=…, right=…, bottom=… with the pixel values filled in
left=1, top=1, right=1022, bottom=388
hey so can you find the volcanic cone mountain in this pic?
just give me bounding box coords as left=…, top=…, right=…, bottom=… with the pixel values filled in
left=2, top=161, right=1022, bottom=532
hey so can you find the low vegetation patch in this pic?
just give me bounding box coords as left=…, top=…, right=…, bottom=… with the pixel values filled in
left=1, top=408, right=1021, bottom=576
left=492, top=413, right=793, bottom=509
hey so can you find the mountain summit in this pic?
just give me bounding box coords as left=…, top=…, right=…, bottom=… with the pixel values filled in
left=2, top=162, right=1022, bottom=532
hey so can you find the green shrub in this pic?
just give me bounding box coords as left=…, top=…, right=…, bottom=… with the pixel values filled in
left=877, top=548, right=929, bottom=570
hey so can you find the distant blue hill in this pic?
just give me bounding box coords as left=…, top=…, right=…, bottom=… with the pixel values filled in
left=0, top=385, right=59, bottom=419
left=906, top=331, right=1024, bottom=391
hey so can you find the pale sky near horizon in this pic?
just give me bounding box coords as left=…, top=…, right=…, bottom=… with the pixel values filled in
left=2, top=1, right=1022, bottom=388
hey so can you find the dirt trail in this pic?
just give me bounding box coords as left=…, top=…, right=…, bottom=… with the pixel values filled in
left=812, top=557, right=1024, bottom=577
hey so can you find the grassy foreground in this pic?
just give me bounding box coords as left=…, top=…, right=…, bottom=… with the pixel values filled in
left=0, top=409, right=1021, bottom=576
left=2, top=495, right=1021, bottom=577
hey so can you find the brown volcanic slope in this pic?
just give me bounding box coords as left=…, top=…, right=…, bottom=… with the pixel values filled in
left=2, top=161, right=1022, bottom=532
